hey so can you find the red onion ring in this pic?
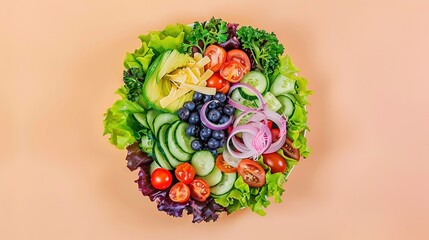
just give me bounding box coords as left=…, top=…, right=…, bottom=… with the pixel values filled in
left=227, top=83, right=267, bottom=111
left=226, top=125, right=259, bottom=159
left=199, top=100, right=233, bottom=130
left=250, top=110, right=288, bottom=153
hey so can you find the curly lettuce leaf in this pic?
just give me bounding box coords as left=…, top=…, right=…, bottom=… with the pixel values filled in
left=124, top=42, right=155, bottom=72
left=138, top=23, right=192, bottom=55
left=103, top=87, right=145, bottom=149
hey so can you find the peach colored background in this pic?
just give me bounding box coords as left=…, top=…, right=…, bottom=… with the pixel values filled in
left=1, top=0, right=429, bottom=239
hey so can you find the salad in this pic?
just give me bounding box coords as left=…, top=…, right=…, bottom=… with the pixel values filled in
left=103, top=17, right=312, bottom=223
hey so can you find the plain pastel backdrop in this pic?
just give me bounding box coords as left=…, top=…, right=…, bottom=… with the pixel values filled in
left=1, top=0, right=428, bottom=239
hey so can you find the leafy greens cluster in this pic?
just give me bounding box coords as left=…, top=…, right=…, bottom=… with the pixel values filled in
left=182, top=17, right=228, bottom=54
left=237, top=26, right=284, bottom=77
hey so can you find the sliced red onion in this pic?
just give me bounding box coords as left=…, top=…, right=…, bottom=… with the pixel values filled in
left=233, top=110, right=266, bottom=128
left=227, top=83, right=267, bottom=111
left=226, top=125, right=259, bottom=159
left=256, top=110, right=288, bottom=154
left=199, top=100, right=233, bottom=130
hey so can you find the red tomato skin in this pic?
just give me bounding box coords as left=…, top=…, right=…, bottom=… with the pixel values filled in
left=175, top=162, right=196, bottom=185
left=151, top=168, right=173, bottom=190
left=227, top=49, right=251, bottom=73
left=262, top=153, right=287, bottom=173
left=204, top=45, right=227, bottom=72
left=220, top=61, right=245, bottom=83
left=169, top=182, right=191, bottom=203
left=237, top=159, right=266, bottom=188
left=189, top=179, right=210, bottom=202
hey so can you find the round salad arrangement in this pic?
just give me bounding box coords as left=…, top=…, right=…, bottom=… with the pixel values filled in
left=103, top=17, right=312, bottom=223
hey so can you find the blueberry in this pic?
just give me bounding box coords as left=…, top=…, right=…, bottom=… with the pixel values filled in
left=208, top=109, right=221, bottom=122
left=219, top=115, right=231, bottom=124
left=193, top=92, right=203, bottom=102
left=214, top=92, right=227, bottom=103
left=208, top=101, right=218, bottom=110
left=209, top=149, right=218, bottom=156
left=183, top=101, right=196, bottom=111
left=212, top=130, right=225, bottom=140
left=196, top=103, right=203, bottom=112
left=191, top=139, right=203, bottom=151
left=223, top=104, right=234, bottom=116
left=189, top=112, right=200, bottom=125
left=219, top=137, right=226, bottom=147
left=200, top=127, right=212, bottom=141
left=203, top=94, right=213, bottom=103
left=177, top=107, right=190, bottom=121
left=216, top=106, right=223, bottom=112
left=207, top=138, right=220, bottom=149
left=186, top=124, right=199, bottom=137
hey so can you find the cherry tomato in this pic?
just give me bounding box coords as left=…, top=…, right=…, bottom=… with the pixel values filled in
left=262, top=152, right=287, bottom=173
left=282, top=137, right=300, bottom=160
left=169, top=182, right=191, bottom=203
left=216, top=154, right=237, bottom=173
left=217, top=80, right=230, bottom=94
left=220, top=61, right=245, bottom=83
left=227, top=49, right=251, bottom=73
left=270, top=128, right=280, bottom=142
left=204, top=45, right=227, bottom=72
left=189, top=179, right=210, bottom=202
left=237, top=159, right=266, bottom=188
left=227, top=125, right=233, bottom=134
left=207, top=72, right=227, bottom=90
left=175, top=162, right=196, bottom=185
left=151, top=168, right=173, bottom=190
left=267, top=120, right=273, bottom=129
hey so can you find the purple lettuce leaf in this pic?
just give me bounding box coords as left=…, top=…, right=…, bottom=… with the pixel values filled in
left=126, top=142, right=152, bottom=171
left=219, top=23, right=241, bottom=51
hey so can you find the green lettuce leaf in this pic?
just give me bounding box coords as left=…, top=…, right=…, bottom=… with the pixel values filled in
left=124, top=42, right=155, bottom=72
left=103, top=87, right=145, bottom=149
left=275, top=55, right=313, bottom=158
left=138, top=23, right=192, bottom=55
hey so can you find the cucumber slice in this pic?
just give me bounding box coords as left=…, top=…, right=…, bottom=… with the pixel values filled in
left=230, top=89, right=258, bottom=108
left=191, top=150, right=215, bottom=177
left=153, top=113, right=179, bottom=138
left=167, top=121, right=192, bottom=162
left=278, top=95, right=295, bottom=117
left=175, top=122, right=195, bottom=154
left=149, top=161, right=161, bottom=175
left=210, top=172, right=237, bottom=196
left=198, top=166, right=222, bottom=187
left=153, top=144, right=172, bottom=170
left=270, top=74, right=296, bottom=96
left=140, top=135, right=153, bottom=151
left=133, top=112, right=149, bottom=129
left=253, top=92, right=282, bottom=112
left=158, top=124, right=182, bottom=167
left=240, top=71, right=269, bottom=98
left=146, top=109, right=161, bottom=134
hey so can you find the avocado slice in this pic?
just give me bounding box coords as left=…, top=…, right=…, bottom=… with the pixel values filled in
left=142, top=49, right=191, bottom=113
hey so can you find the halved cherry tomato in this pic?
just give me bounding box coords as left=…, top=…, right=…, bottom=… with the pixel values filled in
left=216, top=154, right=237, bottom=173
left=262, top=152, right=287, bottom=173
left=217, top=80, right=230, bottom=94
left=189, top=179, right=210, bottom=202
left=207, top=72, right=227, bottom=91
left=237, top=159, right=266, bottom=187
left=227, top=49, right=251, bottom=73
left=270, top=128, right=280, bottom=142
left=204, top=45, right=227, bottom=72
left=169, top=182, right=191, bottom=203
left=220, top=61, right=245, bottom=83
left=151, top=168, right=173, bottom=190
left=282, top=137, right=300, bottom=160
left=175, top=162, right=196, bottom=185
